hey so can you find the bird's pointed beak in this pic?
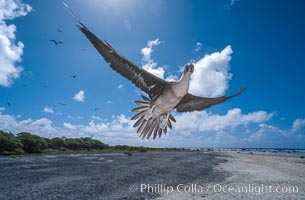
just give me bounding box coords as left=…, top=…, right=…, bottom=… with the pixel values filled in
left=185, top=63, right=194, bottom=73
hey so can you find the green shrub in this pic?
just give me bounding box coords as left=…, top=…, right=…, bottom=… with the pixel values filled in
left=60, top=147, right=68, bottom=151
left=66, top=138, right=82, bottom=150
left=49, top=137, right=67, bottom=149
left=65, top=137, right=109, bottom=150
left=138, top=146, right=148, bottom=152
left=17, top=132, right=48, bottom=153
left=87, top=138, right=109, bottom=149
left=0, top=130, right=23, bottom=153
left=14, top=148, right=24, bottom=155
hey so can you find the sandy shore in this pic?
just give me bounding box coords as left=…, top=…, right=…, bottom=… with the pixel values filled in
left=0, top=152, right=304, bottom=199
left=210, top=152, right=305, bottom=199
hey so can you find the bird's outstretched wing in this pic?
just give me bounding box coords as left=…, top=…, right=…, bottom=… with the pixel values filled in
left=49, top=39, right=57, bottom=44
left=176, top=88, right=246, bottom=112
left=49, top=39, right=62, bottom=45
left=64, top=3, right=168, bottom=99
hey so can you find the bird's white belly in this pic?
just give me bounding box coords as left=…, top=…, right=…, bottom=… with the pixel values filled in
left=152, top=89, right=183, bottom=118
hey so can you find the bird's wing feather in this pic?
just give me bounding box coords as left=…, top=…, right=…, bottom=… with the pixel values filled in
left=176, top=88, right=246, bottom=112
left=64, top=3, right=168, bottom=98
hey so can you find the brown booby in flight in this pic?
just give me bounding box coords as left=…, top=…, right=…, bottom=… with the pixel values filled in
left=49, top=39, right=63, bottom=45
left=64, top=4, right=245, bottom=140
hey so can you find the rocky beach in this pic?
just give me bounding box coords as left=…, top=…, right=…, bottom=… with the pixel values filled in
left=0, top=152, right=304, bottom=199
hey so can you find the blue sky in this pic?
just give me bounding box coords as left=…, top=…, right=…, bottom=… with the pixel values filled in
left=0, top=0, right=305, bottom=148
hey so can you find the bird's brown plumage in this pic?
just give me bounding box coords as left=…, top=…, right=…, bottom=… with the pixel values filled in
left=77, top=22, right=168, bottom=99
left=64, top=3, right=245, bottom=139
left=176, top=88, right=246, bottom=112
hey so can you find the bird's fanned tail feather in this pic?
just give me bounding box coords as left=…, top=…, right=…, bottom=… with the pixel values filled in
left=131, top=96, right=176, bottom=140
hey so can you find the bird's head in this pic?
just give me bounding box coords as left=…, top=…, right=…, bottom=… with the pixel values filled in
left=183, top=63, right=194, bottom=74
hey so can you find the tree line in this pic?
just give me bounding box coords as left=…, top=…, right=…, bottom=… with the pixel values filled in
left=0, top=130, right=183, bottom=155
left=0, top=130, right=110, bottom=154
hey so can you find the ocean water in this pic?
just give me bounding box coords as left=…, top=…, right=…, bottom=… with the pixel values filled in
left=191, top=148, right=305, bottom=158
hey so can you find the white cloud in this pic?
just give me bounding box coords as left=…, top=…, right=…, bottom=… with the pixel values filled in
left=67, top=115, right=79, bottom=120
left=1, top=110, right=304, bottom=148
left=19, top=118, right=33, bottom=124
left=91, top=115, right=103, bottom=121
left=165, top=74, right=179, bottom=81
left=140, top=40, right=234, bottom=97
left=63, top=122, right=77, bottom=130
left=195, top=42, right=202, bottom=52
left=0, top=112, right=134, bottom=141
left=225, top=0, right=240, bottom=9
left=292, top=118, right=305, bottom=132
left=117, top=84, right=123, bottom=89
left=0, top=113, right=56, bottom=136
left=0, top=0, right=32, bottom=87
left=189, top=45, right=233, bottom=97
left=249, top=123, right=284, bottom=140
left=43, top=106, right=54, bottom=114
left=61, top=114, right=134, bottom=138
left=73, top=90, right=85, bottom=102
left=141, top=38, right=165, bottom=79
left=0, top=107, right=5, bottom=112
left=175, top=108, right=273, bottom=133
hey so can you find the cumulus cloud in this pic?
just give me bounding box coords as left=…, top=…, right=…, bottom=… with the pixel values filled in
left=141, top=38, right=165, bottom=79
left=1, top=110, right=304, bottom=148
left=91, top=115, right=103, bottom=121
left=0, top=111, right=134, bottom=141
left=249, top=123, right=284, bottom=141
left=140, top=40, right=234, bottom=96
left=0, top=0, right=32, bottom=87
left=195, top=42, right=202, bottom=52
left=63, top=122, right=77, bottom=130
left=165, top=74, right=179, bottom=81
left=175, top=108, right=273, bottom=133
left=43, top=106, right=54, bottom=114
left=60, top=114, right=136, bottom=141
left=189, top=45, right=233, bottom=97
left=292, top=118, right=305, bottom=132
left=0, top=113, right=56, bottom=136
left=73, top=90, right=85, bottom=102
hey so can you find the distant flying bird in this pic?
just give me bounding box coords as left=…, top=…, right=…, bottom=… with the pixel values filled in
left=59, top=102, right=67, bottom=106
left=7, top=102, right=11, bottom=107
left=71, top=75, right=77, bottom=78
left=94, top=107, right=99, bottom=111
left=49, top=39, right=63, bottom=45
left=57, top=29, right=63, bottom=33
left=65, top=4, right=245, bottom=140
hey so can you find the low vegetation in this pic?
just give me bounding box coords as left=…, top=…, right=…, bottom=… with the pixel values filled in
left=0, top=130, right=184, bottom=156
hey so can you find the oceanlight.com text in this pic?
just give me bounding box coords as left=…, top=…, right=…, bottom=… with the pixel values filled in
left=130, top=183, right=299, bottom=195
